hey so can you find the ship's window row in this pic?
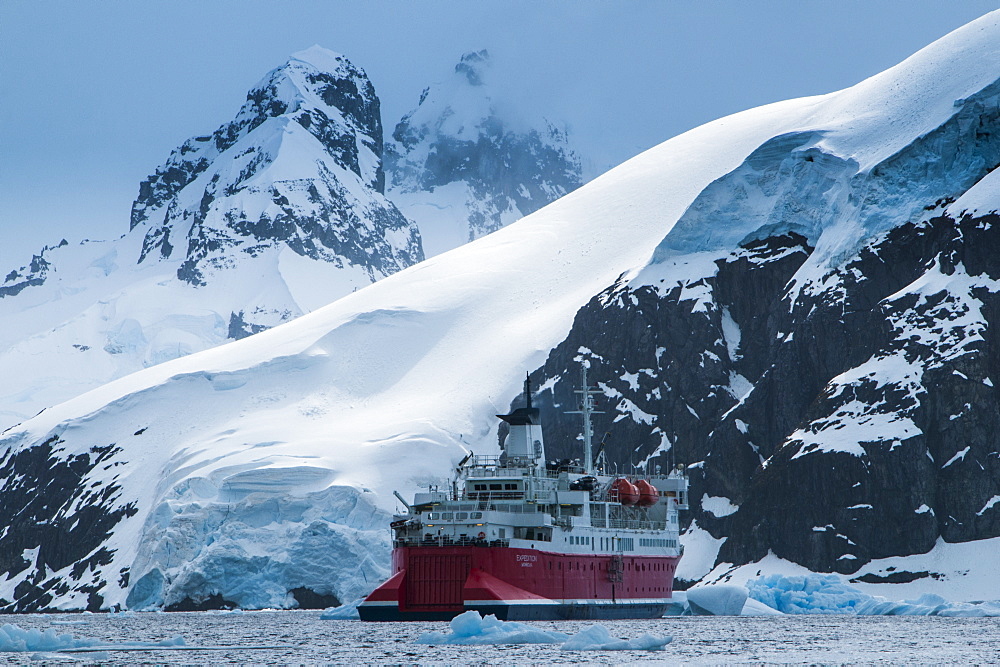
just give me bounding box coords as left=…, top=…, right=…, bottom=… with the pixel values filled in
left=424, top=512, right=484, bottom=520
left=568, top=535, right=591, bottom=545
left=597, top=537, right=636, bottom=550
left=638, top=537, right=678, bottom=548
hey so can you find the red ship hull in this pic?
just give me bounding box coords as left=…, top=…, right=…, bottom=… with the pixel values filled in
left=359, top=545, right=681, bottom=621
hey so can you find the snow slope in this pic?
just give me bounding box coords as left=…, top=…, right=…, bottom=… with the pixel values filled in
left=0, top=47, right=420, bottom=433
left=3, top=11, right=1000, bottom=610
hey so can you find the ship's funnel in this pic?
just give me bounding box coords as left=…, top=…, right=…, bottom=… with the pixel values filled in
left=498, top=374, right=545, bottom=470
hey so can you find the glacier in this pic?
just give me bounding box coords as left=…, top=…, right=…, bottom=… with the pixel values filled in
left=2, top=12, right=1000, bottom=612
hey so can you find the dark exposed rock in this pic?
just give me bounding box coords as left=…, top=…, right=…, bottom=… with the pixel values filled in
left=290, top=587, right=340, bottom=609
left=508, top=78, right=1000, bottom=578
left=165, top=593, right=238, bottom=612
left=228, top=310, right=270, bottom=340
left=518, top=210, right=1000, bottom=578
left=0, top=436, right=136, bottom=612
left=0, top=240, right=67, bottom=299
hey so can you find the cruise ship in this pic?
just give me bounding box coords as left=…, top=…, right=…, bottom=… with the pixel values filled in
left=359, top=368, right=688, bottom=621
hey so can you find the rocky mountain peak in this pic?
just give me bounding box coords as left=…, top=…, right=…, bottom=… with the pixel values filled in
left=454, top=49, right=489, bottom=86
left=128, top=46, right=419, bottom=288
left=385, top=50, right=582, bottom=255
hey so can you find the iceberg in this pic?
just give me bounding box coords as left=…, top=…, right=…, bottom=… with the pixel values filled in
left=740, top=597, right=785, bottom=616
left=747, top=574, right=1000, bottom=616
left=0, top=625, right=92, bottom=653
left=687, top=583, right=749, bottom=615
left=560, top=625, right=672, bottom=651
left=0, top=623, right=184, bottom=652
left=415, top=611, right=568, bottom=645
left=320, top=599, right=363, bottom=620
left=414, top=611, right=672, bottom=650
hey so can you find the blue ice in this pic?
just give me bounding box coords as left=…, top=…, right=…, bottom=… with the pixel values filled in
left=415, top=611, right=568, bottom=645
left=748, top=574, right=1000, bottom=616
left=415, top=611, right=672, bottom=650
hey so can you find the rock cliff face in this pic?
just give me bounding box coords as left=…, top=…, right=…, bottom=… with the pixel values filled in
left=0, top=435, right=135, bottom=612
left=517, top=75, right=1000, bottom=582
left=0, top=241, right=65, bottom=298
left=385, top=50, right=582, bottom=256
left=131, top=45, right=422, bottom=291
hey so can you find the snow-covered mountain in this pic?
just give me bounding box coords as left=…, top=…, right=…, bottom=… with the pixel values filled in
left=3, top=12, right=1000, bottom=612
left=130, top=45, right=421, bottom=289
left=0, top=47, right=420, bottom=432
left=385, top=50, right=583, bottom=256
left=0, top=47, right=581, bottom=434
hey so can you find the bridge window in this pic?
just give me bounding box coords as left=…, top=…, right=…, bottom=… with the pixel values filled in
left=456, top=512, right=468, bottom=520
left=489, top=483, right=502, bottom=490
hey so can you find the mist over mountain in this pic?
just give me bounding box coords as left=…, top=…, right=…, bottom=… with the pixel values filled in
left=385, top=50, right=582, bottom=256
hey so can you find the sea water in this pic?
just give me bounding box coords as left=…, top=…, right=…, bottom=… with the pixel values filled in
left=2, top=610, right=999, bottom=664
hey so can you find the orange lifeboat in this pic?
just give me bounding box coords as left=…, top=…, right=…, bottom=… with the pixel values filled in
left=609, top=478, right=639, bottom=505
left=635, top=479, right=659, bottom=507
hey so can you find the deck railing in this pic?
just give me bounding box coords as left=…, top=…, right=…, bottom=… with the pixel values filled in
left=395, top=535, right=511, bottom=548
left=590, top=517, right=668, bottom=531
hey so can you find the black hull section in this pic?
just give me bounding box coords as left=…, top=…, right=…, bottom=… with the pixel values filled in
left=359, top=601, right=671, bottom=622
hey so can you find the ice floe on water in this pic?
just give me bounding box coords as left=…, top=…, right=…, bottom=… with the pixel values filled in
left=747, top=574, right=1000, bottom=616
left=320, top=599, right=362, bottom=620
left=0, top=623, right=185, bottom=653
left=560, top=625, right=672, bottom=651
left=415, top=611, right=671, bottom=650
left=687, top=583, right=749, bottom=615
left=0, top=625, right=93, bottom=653
left=415, top=612, right=568, bottom=645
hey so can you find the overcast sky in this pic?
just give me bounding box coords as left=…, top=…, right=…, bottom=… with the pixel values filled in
left=2, top=1, right=998, bottom=267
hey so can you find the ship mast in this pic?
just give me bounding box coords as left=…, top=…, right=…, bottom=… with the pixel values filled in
left=566, top=365, right=604, bottom=474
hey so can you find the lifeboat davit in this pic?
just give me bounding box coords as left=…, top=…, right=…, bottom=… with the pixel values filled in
left=635, top=479, right=659, bottom=507
left=610, top=478, right=639, bottom=505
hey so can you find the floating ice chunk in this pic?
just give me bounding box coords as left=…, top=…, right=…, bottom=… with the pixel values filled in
left=415, top=611, right=672, bottom=650
left=320, top=599, right=362, bottom=620
left=740, top=598, right=784, bottom=616
left=0, top=625, right=91, bottom=652
left=687, top=583, right=749, bottom=615
left=415, top=611, right=568, bottom=645
left=0, top=623, right=185, bottom=653
left=560, top=625, right=672, bottom=651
